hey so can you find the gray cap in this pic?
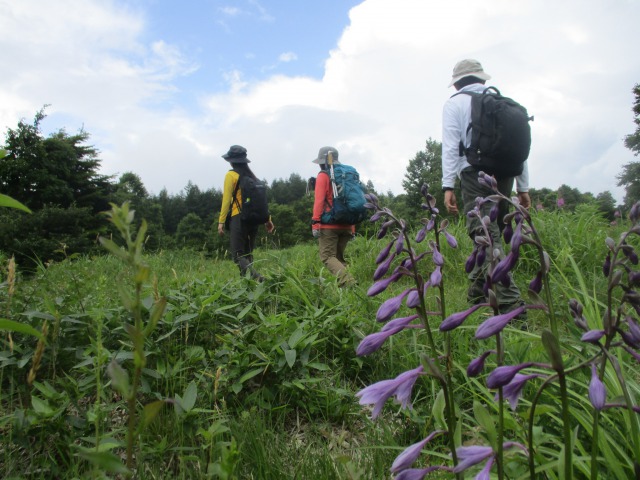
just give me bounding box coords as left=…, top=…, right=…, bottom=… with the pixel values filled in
left=222, top=145, right=250, bottom=163
left=312, top=146, right=340, bottom=165
left=448, top=59, right=491, bottom=87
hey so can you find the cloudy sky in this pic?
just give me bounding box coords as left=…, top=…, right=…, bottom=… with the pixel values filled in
left=2, top=0, right=639, bottom=202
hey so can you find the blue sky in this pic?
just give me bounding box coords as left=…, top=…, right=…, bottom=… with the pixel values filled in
left=1, top=0, right=640, bottom=203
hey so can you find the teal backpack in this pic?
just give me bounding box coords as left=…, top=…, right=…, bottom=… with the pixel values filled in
left=320, top=164, right=368, bottom=225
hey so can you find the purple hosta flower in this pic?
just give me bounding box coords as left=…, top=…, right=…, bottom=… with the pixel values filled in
left=503, top=221, right=514, bottom=244
left=500, top=373, right=542, bottom=410
left=488, top=203, right=499, bottom=222
left=623, top=346, right=640, bottom=363
left=440, top=304, right=485, bottom=332
left=491, top=250, right=519, bottom=284
left=365, top=192, right=379, bottom=204
left=475, top=306, right=527, bottom=339
left=603, top=253, right=611, bottom=277
left=589, top=364, right=606, bottom=411
left=476, top=246, right=487, bottom=267
left=356, top=365, right=424, bottom=419
left=453, top=445, right=494, bottom=473
left=486, top=362, right=534, bottom=389
left=465, top=248, right=478, bottom=273
left=623, top=245, right=639, bottom=265
left=431, top=244, right=444, bottom=267
left=467, top=350, right=496, bottom=377
left=406, top=289, right=420, bottom=308
left=382, top=314, right=420, bottom=333
left=390, top=430, right=445, bottom=473
left=356, top=326, right=404, bottom=356
left=368, top=272, right=402, bottom=297
left=528, top=271, right=543, bottom=294
left=376, top=239, right=396, bottom=264
left=396, top=232, right=405, bottom=254
left=557, top=197, right=565, bottom=208
left=510, top=223, right=524, bottom=250
left=374, top=251, right=397, bottom=281
left=477, top=171, right=498, bottom=191
left=444, top=230, right=458, bottom=248
left=429, top=266, right=442, bottom=287
left=581, top=329, right=605, bottom=344
left=394, top=466, right=451, bottom=480
left=415, top=226, right=427, bottom=243
left=629, top=271, right=640, bottom=286
left=627, top=316, right=640, bottom=344
left=378, top=219, right=395, bottom=239
left=370, top=210, right=385, bottom=222
left=426, top=216, right=435, bottom=232
left=376, top=289, right=411, bottom=322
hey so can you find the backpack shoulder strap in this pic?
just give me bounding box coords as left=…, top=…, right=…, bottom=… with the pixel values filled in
left=231, top=172, right=242, bottom=211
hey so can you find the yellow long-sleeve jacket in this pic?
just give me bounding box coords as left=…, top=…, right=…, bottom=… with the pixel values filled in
left=218, top=170, right=242, bottom=224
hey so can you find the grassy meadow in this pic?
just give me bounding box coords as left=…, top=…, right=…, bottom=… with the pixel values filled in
left=1, top=203, right=639, bottom=479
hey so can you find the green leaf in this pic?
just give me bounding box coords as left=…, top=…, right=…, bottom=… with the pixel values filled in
left=31, top=396, right=53, bottom=415
left=238, top=303, right=252, bottom=320
left=0, top=319, right=43, bottom=339
left=288, top=327, right=305, bottom=349
left=144, top=297, right=167, bottom=336
left=98, top=237, right=129, bottom=262
left=0, top=193, right=32, bottom=213
left=432, top=388, right=446, bottom=430
left=76, top=450, right=130, bottom=474
left=284, top=349, right=296, bottom=368
left=473, top=401, right=497, bottom=447
left=107, top=360, right=130, bottom=398
left=181, top=381, right=197, bottom=412
left=307, top=362, right=330, bottom=371
left=239, top=367, right=263, bottom=384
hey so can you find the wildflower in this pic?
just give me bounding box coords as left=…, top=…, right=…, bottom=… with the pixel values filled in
left=581, top=329, right=605, bottom=344
left=415, top=226, right=427, bottom=243
left=374, top=251, right=397, bottom=281
left=356, top=365, right=424, bottom=419
left=453, top=445, right=494, bottom=473
left=431, top=245, right=444, bottom=267
left=500, top=374, right=541, bottom=410
left=627, top=316, right=640, bottom=344
left=557, top=197, right=565, bottom=208
left=396, top=232, right=405, bottom=254
left=444, top=230, right=458, bottom=248
left=376, top=239, right=396, bottom=264
left=406, top=289, right=420, bottom=308
left=382, top=314, right=420, bottom=332
left=630, top=202, right=640, bottom=222
left=503, top=222, right=514, bottom=244
left=589, top=364, right=606, bottom=411
left=376, top=289, right=411, bottom=321
left=491, top=250, right=519, bottom=284
left=529, top=270, right=543, bottom=294
left=356, top=326, right=404, bottom=356
left=486, top=363, right=533, bottom=389
left=475, top=306, right=527, bottom=339
left=476, top=246, right=487, bottom=267
left=430, top=266, right=442, bottom=287
left=390, top=430, right=445, bottom=473
left=440, top=304, right=484, bottom=332
left=489, top=203, right=499, bottom=222
left=368, top=272, right=402, bottom=297
left=467, top=350, right=495, bottom=377
left=465, top=248, right=478, bottom=273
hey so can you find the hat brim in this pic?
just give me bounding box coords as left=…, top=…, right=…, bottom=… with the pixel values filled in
left=222, top=155, right=250, bottom=163
left=448, top=71, right=491, bottom=87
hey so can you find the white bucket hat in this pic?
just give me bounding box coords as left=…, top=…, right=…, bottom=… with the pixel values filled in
left=448, top=59, right=491, bottom=87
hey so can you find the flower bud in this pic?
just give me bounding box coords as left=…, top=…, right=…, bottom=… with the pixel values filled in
left=603, top=253, right=611, bottom=277
left=529, top=271, right=543, bottom=294
left=581, top=329, right=605, bottom=344
left=376, top=289, right=411, bottom=322
left=465, top=249, right=478, bottom=273
left=367, top=272, right=401, bottom=297
left=589, top=364, right=606, bottom=411
left=373, top=251, right=396, bottom=281
left=503, top=222, right=514, bottom=244
left=376, top=240, right=396, bottom=264
left=430, top=266, right=442, bottom=287
left=440, top=304, right=484, bottom=332
left=486, top=363, right=533, bottom=389
left=467, top=350, right=495, bottom=377
left=444, top=231, right=458, bottom=248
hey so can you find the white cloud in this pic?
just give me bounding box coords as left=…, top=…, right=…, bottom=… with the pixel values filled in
left=278, top=52, right=297, bottom=63
left=1, top=0, right=639, bottom=204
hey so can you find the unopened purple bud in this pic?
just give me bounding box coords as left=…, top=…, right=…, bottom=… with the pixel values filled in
left=489, top=204, right=499, bottom=222
left=503, top=222, right=514, bottom=244
left=529, top=271, right=543, bottom=294
left=486, top=362, right=533, bottom=389
left=370, top=210, right=384, bottom=222
left=420, top=184, right=429, bottom=197
left=629, top=271, right=640, bottom=286
left=406, top=289, right=420, bottom=308
left=365, top=193, right=378, bottom=203
left=390, top=430, right=445, bottom=473
left=426, top=217, right=435, bottom=231
left=475, top=306, right=527, bottom=339
left=367, top=272, right=401, bottom=296
left=465, top=249, right=478, bottom=273
left=628, top=317, right=640, bottom=344
left=467, top=350, right=495, bottom=377
left=589, top=364, right=606, bottom=411
left=356, top=327, right=402, bottom=356
left=444, top=231, right=458, bottom=248
left=491, top=251, right=519, bottom=284
left=432, top=247, right=444, bottom=267
left=382, top=314, right=420, bottom=332
left=396, top=233, right=405, bottom=254
left=440, top=304, right=484, bottom=332
left=603, top=253, right=611, bottom=277
left=376, top=289, right=410, bottom=322
left=581, top=329, right=605, bottom=344
left=376, top=240, right=395, bottom=264
left=430, top=266, right=442, bottom=287
left=630, top=202, right=640, bottom=222
left=373, top=252, right=396, bottom=281
left=415, top=226, right=427, bottom=243
left=510, top=223, right=524, bottom=250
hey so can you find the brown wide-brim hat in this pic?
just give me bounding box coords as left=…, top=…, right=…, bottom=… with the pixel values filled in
left=222, top=145, right=251, bottom=163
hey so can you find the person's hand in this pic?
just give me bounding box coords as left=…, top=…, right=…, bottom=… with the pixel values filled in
left=312, top=227, right=320, bottom=239
left=265, top=220, right=275, bottom=234
left=218, top=223, right=225, bottom=236
left=444, top=190, right=459, bottom=215
left=518, top=192, right=531, bottom=209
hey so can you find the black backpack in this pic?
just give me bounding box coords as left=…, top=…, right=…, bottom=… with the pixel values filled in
left=232, top=174, right=270, bottom=225
left=455, top=86, right=533, bottom=178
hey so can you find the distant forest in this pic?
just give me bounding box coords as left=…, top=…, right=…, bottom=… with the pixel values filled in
left=2, top=91, right=639, bottom=269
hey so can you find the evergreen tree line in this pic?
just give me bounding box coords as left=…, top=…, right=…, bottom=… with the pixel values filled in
left=2, top=85, right=640, bottom=269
